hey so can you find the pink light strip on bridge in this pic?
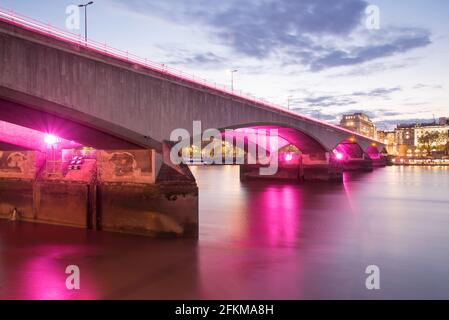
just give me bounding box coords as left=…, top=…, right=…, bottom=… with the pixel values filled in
left=0, top=7, right=382, bottom=145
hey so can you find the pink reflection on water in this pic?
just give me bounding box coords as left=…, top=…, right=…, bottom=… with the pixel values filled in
left=198, top=179, right=302, bottom=298
left=21, top=245, right=97, bottom=300
left=250, top=185, right=300, bottom=247
left=343, top=172, right=356, bottom=214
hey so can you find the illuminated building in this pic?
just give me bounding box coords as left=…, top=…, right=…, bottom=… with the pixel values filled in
left=340, top=113, right=376, bottom=139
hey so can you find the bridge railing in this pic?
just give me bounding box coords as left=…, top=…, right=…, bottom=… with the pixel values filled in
left=0, top=7, right=382, bottom=144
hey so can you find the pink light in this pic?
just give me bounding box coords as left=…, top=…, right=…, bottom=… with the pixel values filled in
left=44, top=134, right=59, bottom=146
left=284, top=153, right=293, bottom=162
left=335, top=152, right=344, bottom=161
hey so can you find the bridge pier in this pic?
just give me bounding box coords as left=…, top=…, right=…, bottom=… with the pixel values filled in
left=0, top=147, right=198, bottom=238
left=342, top=154, right=387, bottom=171
left=343, top=156, right=374, bottom=172
left=301, top=153, right=343, bottom=182
left=239, top=152, right=343, bottom=183
left=371, top=155, right=388, bottom=167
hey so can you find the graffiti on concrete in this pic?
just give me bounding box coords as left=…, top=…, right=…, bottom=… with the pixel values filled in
left=109, top=152, right=137, bottom=177
left=0, top=151, right=27, bottom=173
left=97, top=150, right=154, bottom=183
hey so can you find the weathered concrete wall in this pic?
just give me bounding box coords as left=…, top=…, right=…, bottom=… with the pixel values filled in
left=302, top=164, right=343, bottom=182
left=0, top=20, right=382, bottom=154
left=344, top=159, right=374, bottom=172
left=98, top=183, right=198, bottom=238
left=0, top=179, right=88, bottom=227
left=240, top=161, right=344, bottom=182
left=372, top=156, right=387, bottom=167
left=33, top=181, right=89, bottom=227
left=240, top=164, right=301, bottom=181
left=62, top=159, right=97, bottom=182
left=0, top=178, right=33, bottom=219
left=0, top=178, right=197, bottom=236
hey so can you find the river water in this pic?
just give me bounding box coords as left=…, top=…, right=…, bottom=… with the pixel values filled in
left=1, top=166, right=449, bottom=299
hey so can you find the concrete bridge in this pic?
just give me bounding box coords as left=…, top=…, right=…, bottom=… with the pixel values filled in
left=0, top=10, right=385, bottom=237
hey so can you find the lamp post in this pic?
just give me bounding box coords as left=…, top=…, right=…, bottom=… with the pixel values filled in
left=78, top=1, right=94, bottom=42
left=230, top=69, right=238, bottom=91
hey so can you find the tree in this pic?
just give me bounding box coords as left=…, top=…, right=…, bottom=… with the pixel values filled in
left=418, top=131, right=442, bottom=152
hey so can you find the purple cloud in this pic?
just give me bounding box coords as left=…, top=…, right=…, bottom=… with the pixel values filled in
left=113, top=0, right=432, bottom=71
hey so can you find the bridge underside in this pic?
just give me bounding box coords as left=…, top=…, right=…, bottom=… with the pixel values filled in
left=0, top=93, right=160, bottom=151
left=212, top=125, right=385, bottom=182
left=0, top=97, right=198, bottom=238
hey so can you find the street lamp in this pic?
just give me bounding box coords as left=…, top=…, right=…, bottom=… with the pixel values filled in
left=78, top=1, right=94, bottom=42
left=230, top=69, right=238, bottom=91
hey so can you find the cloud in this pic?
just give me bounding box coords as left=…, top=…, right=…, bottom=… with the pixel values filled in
left=291, top=109, right=434, bottom=130
left=375, top=118, right=435, bottom=130
left=291, top=86, right=402, bottom=110
left=352, top=86, right=402, bottom=98
left=413, top=83, right=443, bottom=90
left=162, top=49, right=229, bottom=67
left=327, top=58, right=419, bottom=77
left=209, top=0, right=368, bottom=58
left=306, top=28, right=431, bottom=71
left=301, top=95, right=358, bottom=108
left=113, top=0, right=432, bottom=72
left=289, top=87, right=408, bottom=126
left=291, top=107, right=337, bottom=121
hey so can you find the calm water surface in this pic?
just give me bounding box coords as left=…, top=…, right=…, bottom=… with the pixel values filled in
left=1, top=166, right=449, bottom=299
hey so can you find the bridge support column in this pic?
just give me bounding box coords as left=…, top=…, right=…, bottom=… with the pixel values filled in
left=301, top=153, right=343, bottom=182
left=371, top=155, right=388, bottom=167
left=0, top=145, right=199, bottom=238
left=343, top=154, right=374, bottom=172
left=239, top=163, right=301, bottom=181
left=239, top=152, right=343, bottom=183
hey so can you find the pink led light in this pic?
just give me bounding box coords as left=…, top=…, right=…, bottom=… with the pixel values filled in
left=44, top=134, right=59, bottom=146
left=335, top=152, right=344, bottom=161
left=285, top=153, right=293, bottom=162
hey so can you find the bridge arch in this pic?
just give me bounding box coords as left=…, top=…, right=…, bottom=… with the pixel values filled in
left=216, top=122, right=329, bottom=155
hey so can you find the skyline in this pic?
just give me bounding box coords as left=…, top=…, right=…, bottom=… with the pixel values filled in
left=1, top=0, right=448, bottom=129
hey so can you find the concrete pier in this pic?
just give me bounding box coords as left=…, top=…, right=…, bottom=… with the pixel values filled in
left=239, top=152, right=344, bottom=183
left=0, top=147, right=198, bottom=238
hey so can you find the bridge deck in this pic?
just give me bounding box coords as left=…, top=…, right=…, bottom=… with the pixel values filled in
left=0, top=7, right=381, bottom=145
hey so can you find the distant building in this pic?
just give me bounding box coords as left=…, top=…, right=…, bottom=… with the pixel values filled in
left=395, top=124, right=415, bottom=146
left=340, top=113, right=376, bottom=139
left=414, top=124, right=449, bottom=148
left=393, top=119, right=449, bottom=157
left=394, top=124, right=416, bottom=156
left=377, top=130, right=396, bottom=154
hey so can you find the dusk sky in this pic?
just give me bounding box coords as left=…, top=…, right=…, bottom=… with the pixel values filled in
left=1, top=0, right=448, bottom=129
